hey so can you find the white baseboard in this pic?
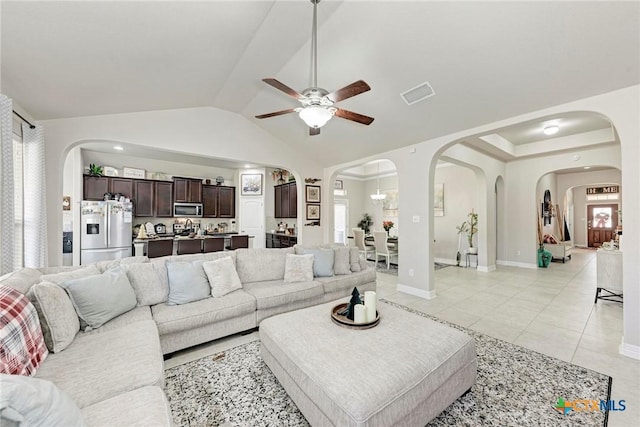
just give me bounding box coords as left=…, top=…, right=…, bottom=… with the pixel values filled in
left=397, top=284, right=436, bottom=300
left=619, top=337, right=640, bottom=360
left=496, top=259, right=538, bottom=269
left=434, top=257, right=458, bottom=266
left=478, top=265, right=496, bottom=273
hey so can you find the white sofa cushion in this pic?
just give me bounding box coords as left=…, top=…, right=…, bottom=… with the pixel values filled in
left=40, top=265, right=101, bottom=286
left=284, top=254, right=314, bottom=283
left=81, top=386, right=171, bottom=427
left=242, top=279, right=323, bottom=310
left=332, top=246, right=352, bottom=275
left=235, top=248, right=294, bottom=284
left=349, top=247, right=362, bottom=272
left=123, top=262, right=167, bottom=306
left=203, top=257, right=242, bottom=298
left=26, top=281, right=79, bottom=353
left=94, top=256, right=149, bottom=273
left=166, top=261, right=210, bottom=305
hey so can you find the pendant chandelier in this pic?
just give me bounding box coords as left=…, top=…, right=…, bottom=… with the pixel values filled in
left=370, top=161, right=386, bottom=203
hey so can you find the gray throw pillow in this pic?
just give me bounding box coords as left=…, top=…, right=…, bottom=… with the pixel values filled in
left=349, top=247, right=362, bottom=272
left=60, top=266, right=137, bottom=331
left=166, top=261, right=211, bottom=305
left=26, top=281, right=79, bottom=353
left=283, top=254, right=314, bottom=283
left=333, top=246, right=351, bottom=275
left=122, top=262, right=168, bottom=306
left=300, top=248, right=334, bottom=277
left=0, top=374, right=86, bottom=427
left=202, top=257, right=242, bottom=298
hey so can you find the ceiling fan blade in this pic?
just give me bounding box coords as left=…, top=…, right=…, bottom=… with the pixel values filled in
left=309, top=127, right=321, bottom=136
left=255, top=108, right=296, bottom=119
left=262, top=78, right=304, bottom=100
left=334, top=108, right=374, bottom=125
left=326, top=80, right=371, bottom=103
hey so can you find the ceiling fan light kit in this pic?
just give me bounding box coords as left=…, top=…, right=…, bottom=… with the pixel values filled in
left=255, top=0, right=373, bottom=135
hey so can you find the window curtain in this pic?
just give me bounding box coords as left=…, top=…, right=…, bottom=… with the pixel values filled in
left=0, top=94, right=15, bottom=275
left=22, top=123, right=48, bottom=268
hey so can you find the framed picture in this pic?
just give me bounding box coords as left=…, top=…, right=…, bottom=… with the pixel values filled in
left=62, top=196, right=71, bottom=211
left=306, top=204, right=321, bottom=220
left=382, top=189, right=398, bottom=217
left=334, top=179, right=343, bottom=190
left=241, top=174, right=263, bottom=196
left=434, top=183, right=444, bottom=217
left=123, top=167, right=145, bottom=179
left=306, top=185, right=321, bottom=202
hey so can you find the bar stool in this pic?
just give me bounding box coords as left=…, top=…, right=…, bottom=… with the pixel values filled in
left=176, top=239, right=202, bottom=255
left=226, top=235, right=249, bottom=250
left=147, top=239, right=173, bottom=258
left=203, top=237, right=225, bottom=253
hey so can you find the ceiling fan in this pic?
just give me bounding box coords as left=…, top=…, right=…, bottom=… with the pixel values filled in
left=255, top=0, right=374, bottom=136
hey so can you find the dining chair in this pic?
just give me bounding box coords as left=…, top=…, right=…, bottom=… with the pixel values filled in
left=226, top=235, right=249, bottom=250
left=353, top=228, right=375, bottom=261
left=203, top=237, right=225, bottom=253
left=147, top=239, right=174, bottom=258
left=373, top=231, right=399, bottom=269
left=176, top=238, right=202, bottom=255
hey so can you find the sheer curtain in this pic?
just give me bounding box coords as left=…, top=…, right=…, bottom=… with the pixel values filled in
left=22, top=124, right=48, bottom=268
left=0, top=94, right=15, bottom=275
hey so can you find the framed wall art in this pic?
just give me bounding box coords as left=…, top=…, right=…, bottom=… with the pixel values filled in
left=334, top=179, right=343, bottom=190
left=306, top=204, right=321, bottom=220
left=240, top=174, right=263, bottom=196
left=306, top=185, right=321, bottom=202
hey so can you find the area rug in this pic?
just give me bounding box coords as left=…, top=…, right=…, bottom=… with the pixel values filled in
left=165, top=302, right=611, bottom=427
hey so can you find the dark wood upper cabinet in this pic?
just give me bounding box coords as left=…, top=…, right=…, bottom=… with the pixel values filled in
left=203, top=185, right=235, bottom=218
left=155, top=181, right=173, bottom=217
left=274, top=182, right=297, bottom=218
left=202, top=185, right=218, bottom=218
left=217, top=186, right=235, bottom=218
left=83, top=176, right=110, bottom=200
left=173, top=177, right=202, bottom=203
left=133, top=180, right=154, bottom=217
left=110, top=178, right=134, bottom=199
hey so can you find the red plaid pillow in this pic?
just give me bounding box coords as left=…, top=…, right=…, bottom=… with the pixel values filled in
left=0, top=285, right=48, bottom=375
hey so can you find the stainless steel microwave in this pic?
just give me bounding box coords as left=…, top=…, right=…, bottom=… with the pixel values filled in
left=173, top=203, right=203, bottom=218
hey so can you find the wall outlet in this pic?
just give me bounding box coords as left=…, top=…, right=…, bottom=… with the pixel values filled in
left=408, top=268, right=414, bottom=277
left=412, top=215, right=420, bottom=223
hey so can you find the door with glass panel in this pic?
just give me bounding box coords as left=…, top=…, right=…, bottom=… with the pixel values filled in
left=587, top=204, right=618, bottom=248
left=334, top=201, right=348, bottom=245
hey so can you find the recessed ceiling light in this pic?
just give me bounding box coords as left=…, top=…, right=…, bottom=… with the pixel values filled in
left=113, top=145, right=124, bottom=151
left=543, top=125, right=559, bottom=136
left=584, top=166, right=591, bottom=170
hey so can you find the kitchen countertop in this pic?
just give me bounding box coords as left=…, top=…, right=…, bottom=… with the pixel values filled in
left=133, top=232, right=253, bottom=243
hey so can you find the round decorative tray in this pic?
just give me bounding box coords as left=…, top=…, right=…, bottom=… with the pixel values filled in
left=331, top=303, right=380, bottom=329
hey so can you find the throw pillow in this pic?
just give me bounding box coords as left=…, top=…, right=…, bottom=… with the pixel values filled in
left=300, top=248, right=334, bottom=277
left=95, top=256, right=149, bottom=273
left=0, top=286, right=48, bottom=376
left=0, top=374, right=85, bottom=426
left=349, top=247, right=362, bottom=272
left=359, top=258, right=369, bottom=271
left=283, top=254, right=314, bottom=283
left=60, top=267, right=137, bottom=331
left=166, top=261, right=211, bottom=305
left=202, top=257, right=243, bottom=298
left=26, top=282, right=79, bottom=353
left=122, top=262, right=168, bottom=306
left=333, top=246, right=351, bottom=275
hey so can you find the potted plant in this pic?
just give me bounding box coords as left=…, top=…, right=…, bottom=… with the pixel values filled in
left=88, top=163, right=103, bottom=177
left=466, top=210, right=478, bottom=254
left=357, top=213, right=373, bottom=234
left=271, top=169, right=289, bottom=184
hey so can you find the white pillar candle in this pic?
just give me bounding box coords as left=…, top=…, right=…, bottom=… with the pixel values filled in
left=364, top=291, right=377, bottom=321
left=354, top=304, right=367, bottom=324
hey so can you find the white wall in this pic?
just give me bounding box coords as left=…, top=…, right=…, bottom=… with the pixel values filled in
left=335, top=177, right=366, bottom=236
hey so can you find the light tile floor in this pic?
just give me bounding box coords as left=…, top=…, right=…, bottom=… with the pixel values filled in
left=381, top=248, right=639, bottom=426
left=167, top=248, right=639, bottom=426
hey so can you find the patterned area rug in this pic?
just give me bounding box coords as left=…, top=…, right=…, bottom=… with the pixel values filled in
left=165, top=302, right=611, bottom=427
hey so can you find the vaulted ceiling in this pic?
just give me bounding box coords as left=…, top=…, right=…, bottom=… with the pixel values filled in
left=2, top=1, right=638, bottom=167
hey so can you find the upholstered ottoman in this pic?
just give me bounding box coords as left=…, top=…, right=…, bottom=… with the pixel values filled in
left=259, top=300, right=477, bottom=426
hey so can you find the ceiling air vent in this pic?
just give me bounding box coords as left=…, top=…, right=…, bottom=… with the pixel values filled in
left=400, top=81, right=436, bottom=106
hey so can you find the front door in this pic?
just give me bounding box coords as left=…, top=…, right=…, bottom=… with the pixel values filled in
left=587, top=204, right=618, bottom=248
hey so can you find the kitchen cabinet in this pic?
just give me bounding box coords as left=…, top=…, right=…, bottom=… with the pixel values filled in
left=83, top=176, right=110, bottom=200
left=203, top=185, right=236, bottom=218
left=266, top=233, right=297, bottom=248
left=133, top=180, right=154, bottom=217
left=173, top=177, right=202, bottom=203
left=274, top=182, right=297, bottom=218
left=155, top=181, right=173, bottom=217
left=110, top=178, right=134, bottom=199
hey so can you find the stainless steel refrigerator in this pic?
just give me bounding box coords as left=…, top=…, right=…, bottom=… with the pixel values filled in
left=80, top=201, right=133, bottom=265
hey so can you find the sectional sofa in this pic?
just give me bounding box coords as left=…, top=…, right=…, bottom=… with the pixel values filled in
left=0, top=246, right=375, bottom=426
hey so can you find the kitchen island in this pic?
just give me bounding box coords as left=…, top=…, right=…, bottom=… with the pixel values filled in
left=133, top=233, right=254, bottom=256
